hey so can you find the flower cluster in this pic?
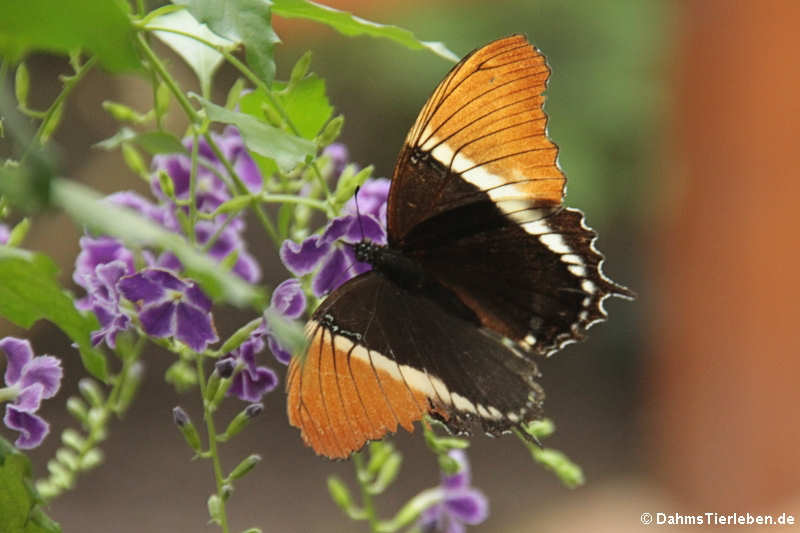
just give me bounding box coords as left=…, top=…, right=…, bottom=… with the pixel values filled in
left=280, top=174, right=390, bottom=297
left=0, top=224, right=10, bottom=245
left=0, top=337, right=63, bottom=449
left=418, top=450, right=489, bottom=533
left=73, top=127, right=264, bottom=351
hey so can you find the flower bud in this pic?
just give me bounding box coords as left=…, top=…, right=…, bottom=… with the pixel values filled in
left=215, top=358, right=236, bottom=379
left=66, top=397, right=89, bottom=425
left=227, top=454, right=261, bottom=481
left=80, top=448, right=103, bottom=470
left=219, top=403, right=263, bottom=441
left=327, top=476, right=353, bottom=512
left=369, top=452, right=402, bottom=495
left=122, top=143, right=148, bottom=177
left=78, top=379, right=105, bottom=407
left=15, top=62, right=30, bottom=108
left=155, top=82, right=171, bottom=117
left=7, top=217, right=30, bottom=247
left=61, top=429, right=86, bottom=452
left=221, top=483, right=234, bottom=501
left=172, top=406, right=203, bottom=453
left=102, top=101, right=146, bottom=124
left=207, top=494, right=222, bottom=525
left=290, top=51, right=312, bottom=86
left=317, top=115, right=344, bottom=147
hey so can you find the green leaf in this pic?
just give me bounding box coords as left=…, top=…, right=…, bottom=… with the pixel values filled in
left=0, top=0, right=139, bottom=72
left=95, top=128, right=186, bottom=155
left=175, top=0, right=280, bottom=85
left=49, top=178, right=263, bottom=308
left=0, top=437, right=62, bottom=533
left=195, top=97, right=315, bottom=172
left=0, top=247, right=107, bottom=381
left=253, top=75, right=333, bottom=140
left=272, top=0, right=458, bottom=62
left=148, top=9, right=235, bottom=95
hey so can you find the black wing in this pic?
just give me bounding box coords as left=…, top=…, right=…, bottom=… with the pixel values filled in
left=287, top=271, right=543, bottom=458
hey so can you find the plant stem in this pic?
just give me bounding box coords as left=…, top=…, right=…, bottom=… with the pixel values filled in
left=22, top=55, right=97, bottom=162
left=195, top=356, right=231, bottom=533
left=353, top=452, right=380, bottom=532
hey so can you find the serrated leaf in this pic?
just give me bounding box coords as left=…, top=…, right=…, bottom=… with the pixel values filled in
left=242, top=76, right=332, bottom=140
left=0, top=247, right=107, bottom=381
left=195, top=97, right=315, bottom=172
left=0, top=437, right=62, bottom=533
left=0, top=0, right=139, bottom=72
left=175, top=0, right=280, bottom=85
left=149, top=9, right=235, bottom=95
left=50, top=179, right=263, bottom=308
left=272, top=0, right=457, bottom=62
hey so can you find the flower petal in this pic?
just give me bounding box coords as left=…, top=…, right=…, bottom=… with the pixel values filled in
left=175, top=301, right=218, bottom=351
left=267, top=335, right=292, bottom=365
left=312, top=247, right=350, bottom=297
left=444, top=488, right=488, bottom=525
left=119, top=272, right=168, bottom=305
left=280, top=236, right=331, bottom=276
left=4, top=405, right=49, bottom=449
left=14, top=383, right=45, bottom=412
left=0, top=337, right=34, bottom=386
left=270, top=278, right=306, bottom=319
left=443, top=449, right=471, bottom=489
left=19, top=356, right=62, bottom=398
left=229, top=366, right=278, bottom=402
left=139, top=300, right=176, bottom=338
left=184, top=283, right=213, bottom=313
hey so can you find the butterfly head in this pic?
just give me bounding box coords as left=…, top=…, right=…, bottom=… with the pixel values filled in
left=354, top=240, right=380, bottom=265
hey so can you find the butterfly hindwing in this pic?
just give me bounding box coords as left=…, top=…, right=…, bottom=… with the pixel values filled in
left=287, top=272, right=544, bottom=459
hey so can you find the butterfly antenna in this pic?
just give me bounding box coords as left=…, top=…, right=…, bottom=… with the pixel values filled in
left=354, top=185, right=366, bottom=242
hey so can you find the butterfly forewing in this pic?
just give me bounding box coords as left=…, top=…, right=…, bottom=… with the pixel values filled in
left=388, top=34, right=565, bottom=243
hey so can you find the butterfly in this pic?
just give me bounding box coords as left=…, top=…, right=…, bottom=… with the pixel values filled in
left=286, top=34, right=633, bottom=459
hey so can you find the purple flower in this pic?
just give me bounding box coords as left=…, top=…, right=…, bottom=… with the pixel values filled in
left=280, top=178, right=389, bottom=297
left=264, top=278, right=306, bottom=364
left=195, top=221, right=261, bottom=284
left=418, top=450, right=489, bottom=533
left=0, top=224, right=10, bottom=245
left=118, top=268, right=219, bottom=352
left=345, top=177, right=390, bottom=226
left=0, top=337, right=63, bottom=449
left=87, top=261, right=131, bottom=349
left=72, top=235, right=137, bottom=346
left=221, top=325, right=278, bottom=402
left=73, top=235, right=135, bottom=310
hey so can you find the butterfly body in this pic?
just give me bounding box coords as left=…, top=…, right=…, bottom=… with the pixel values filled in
left=287, top=35, right=633, bottom=459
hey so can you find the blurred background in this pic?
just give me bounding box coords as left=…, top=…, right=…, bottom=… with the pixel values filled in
left=2, top=0, right=799, bottom=531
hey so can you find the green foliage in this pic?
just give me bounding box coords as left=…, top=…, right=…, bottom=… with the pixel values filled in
left=176, top=0, right=280, bottom=85
left=96, top=128, right=186, bottom=156
left=0, top=247, right=108, bottom=381
left=272, top=0, right=458, bottom=62
left=148, top=9, right=236, bottom=96
left=0, top=0, right=139, bottom=72
left=240, top=76, right=333, bottom=141
left=516, top=420, right=585, bottom=489
left=197, top=97, right=316, bottom=172
left=0, top=438, right=61, bottom=533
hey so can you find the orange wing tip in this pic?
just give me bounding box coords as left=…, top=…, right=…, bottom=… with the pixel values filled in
left=287, top=324, right=431, bottom=459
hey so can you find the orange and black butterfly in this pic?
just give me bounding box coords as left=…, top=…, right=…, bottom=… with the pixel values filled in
left=287, top=35, right=633, bottom=459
